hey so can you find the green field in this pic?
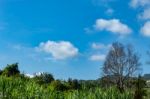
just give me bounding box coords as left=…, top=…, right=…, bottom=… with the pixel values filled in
left=0, top=76, right=149, bottom=99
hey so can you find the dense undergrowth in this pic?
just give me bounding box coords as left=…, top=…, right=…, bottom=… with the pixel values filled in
left=0, top=76, right=149, bottom=99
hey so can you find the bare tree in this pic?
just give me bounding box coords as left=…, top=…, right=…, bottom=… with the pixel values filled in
left=102, top=42, right=141, bottom=92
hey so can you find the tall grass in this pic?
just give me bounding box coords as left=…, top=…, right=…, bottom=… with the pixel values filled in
left=64, top=87, right=133, bottom=99
left=0, top=76, right=149, bottom=99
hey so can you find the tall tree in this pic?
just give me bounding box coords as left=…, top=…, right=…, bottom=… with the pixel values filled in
left=102, top=42, right=141, bottom=92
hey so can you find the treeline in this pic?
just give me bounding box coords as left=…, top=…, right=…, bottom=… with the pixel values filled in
left=0, top=62, right=149, bottom=90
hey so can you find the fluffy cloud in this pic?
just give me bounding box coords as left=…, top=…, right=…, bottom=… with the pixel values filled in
left=140, top=21, right=150, bottom=37
left=94, top=19, right=132, bottom=35
left=130, top=0, right=150, bottom=21
left=130, top=0, right=150, bottom=8
left=89, top=43, right=111, bottom=62
left=37, top=41, right=79, bottom=60
left=90, top=54, right=106, bottom=61
left=92, top=43, right=111, bottom=50
left=130, top=0, right=150, bottom=37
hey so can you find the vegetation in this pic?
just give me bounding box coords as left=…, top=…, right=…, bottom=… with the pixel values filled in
left=0, top=75, right=133, bottom=99
left=133, top=75, right=147, bottom=99
left=33, top=72, right=54, bottom=85
left=102, top=42, right=141, bottom=93
left=0, top=42, right=149, bottom=99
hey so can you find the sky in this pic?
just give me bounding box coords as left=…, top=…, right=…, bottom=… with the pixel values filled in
left=0, top=0, right=150, bottom=80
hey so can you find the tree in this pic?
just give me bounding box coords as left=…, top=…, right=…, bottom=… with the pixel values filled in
left=102, top=42, right=141, bottom=92
left=67, top=78, right=80, bottom=90
left=2, top=63, right=20, bottom=76
left=33, top=72, right=54, bottom=85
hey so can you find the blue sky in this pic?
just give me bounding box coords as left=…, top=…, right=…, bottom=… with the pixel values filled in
left=0, top=0, right=150, bottom=80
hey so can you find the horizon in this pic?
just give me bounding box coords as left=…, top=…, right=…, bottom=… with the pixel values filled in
left=0, top=0, right=150, bottom=80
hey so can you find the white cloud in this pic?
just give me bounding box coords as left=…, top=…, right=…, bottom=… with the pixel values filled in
left=140, top=21, right=150, bottom=37
left=92, top=43, right=111, bottom=50
left=35, top=72, right=44, bottom=76
left=138, top=8, right=150, bottom=20
left=94, top=19, right=132, bottom=35
left=130, top=0, right=150, bottom=21
left=130, top=0, right=150, bottom=8
left=25, top=72, right=44, bottom=78
left=89, top=43, right=111, bottom=62
left=130, top=0, right=150, bottom=23
left=37, top=40, right=79, bottom=60
left=25, top=74, right=34, bottom=78
left=90, top=54, right=106, bottom=61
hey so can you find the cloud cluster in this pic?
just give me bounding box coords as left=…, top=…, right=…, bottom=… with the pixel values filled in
left=94, top=19, right=132, bottom=35
left=90, top=43, right=111, bottom=62
left=87, top=0, right=150, bottom=38
left=130, top=0, right=150, bottom=8
left=130, top=0, right=150, bottom=37
left=37, top=41, right=79, bottom=60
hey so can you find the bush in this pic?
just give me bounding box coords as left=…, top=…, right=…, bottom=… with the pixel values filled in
left=49, top=80, right=67, bottom=91
left=33, top=72, right=54, bottom=85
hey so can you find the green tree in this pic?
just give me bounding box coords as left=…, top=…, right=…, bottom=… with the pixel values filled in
left=2, top=63, right=20, bottom=77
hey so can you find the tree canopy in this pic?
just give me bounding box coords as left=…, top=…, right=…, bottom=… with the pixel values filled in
left=2, top=63, right=20, bottom=77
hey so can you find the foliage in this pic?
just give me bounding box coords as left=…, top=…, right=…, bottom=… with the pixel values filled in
left=33, top=72, right=54, bottom=85
left=49, top=80, right=68, bottom=91
left=2, top=63, right=20, bottom=77
left=67, top=78, right=81, bottom=90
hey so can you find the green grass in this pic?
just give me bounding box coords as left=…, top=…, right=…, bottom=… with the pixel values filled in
left=0, top=76, right=149, bottom=99
left=145, top=88, right=150, bottom=99
left=0, top=76, right=132, bottom=99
